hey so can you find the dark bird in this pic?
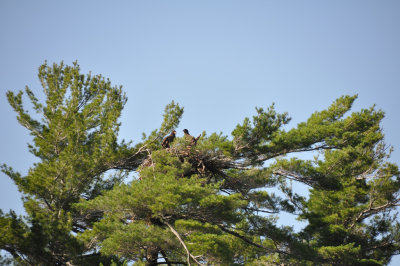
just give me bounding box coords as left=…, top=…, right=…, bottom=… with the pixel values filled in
left=183, top=129, right=200, bottom=146
left=162, top=130, right=176, bottom=148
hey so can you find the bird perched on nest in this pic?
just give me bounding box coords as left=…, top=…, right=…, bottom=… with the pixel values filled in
left=162, top=130, right=176, bottom=148
left=183, top=129, right=200, bottom=146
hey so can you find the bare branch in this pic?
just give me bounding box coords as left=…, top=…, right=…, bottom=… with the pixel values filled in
left=216, top=224, right=288, bottom=255
left=355, top=166, right=377, bottom=180
left=350, top=199, right=400, bottom=228
left=242, top=206, right=279, bottom=214
left=273, top=168, right=316, bottom=187
left=163, top=220, right=203, bottom=266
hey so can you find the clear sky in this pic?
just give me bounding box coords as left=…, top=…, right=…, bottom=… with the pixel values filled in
left=1, top=0, right=399, bottom=263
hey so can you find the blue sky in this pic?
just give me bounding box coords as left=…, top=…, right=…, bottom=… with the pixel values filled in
left=1, top=0, right=400, bottom=263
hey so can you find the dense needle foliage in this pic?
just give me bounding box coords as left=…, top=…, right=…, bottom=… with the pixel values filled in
left=1, top=62, right=399, bottom=265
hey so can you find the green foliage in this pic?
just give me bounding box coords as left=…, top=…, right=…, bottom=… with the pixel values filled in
left=142, top=101, right=184, bottom=151
left=1, top=61, right=129, bottom=265
left=2, top=62, right=399, bottom=265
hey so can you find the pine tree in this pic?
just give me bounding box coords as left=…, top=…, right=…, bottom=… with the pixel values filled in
left=1, top=62, right=399, bottom=265
left=1, top=61, right=130, bottom=265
